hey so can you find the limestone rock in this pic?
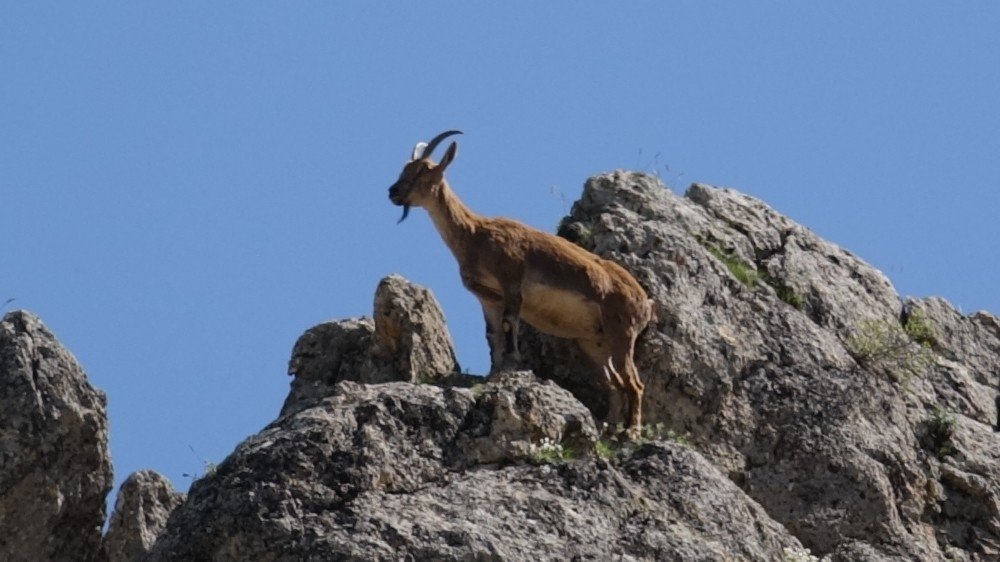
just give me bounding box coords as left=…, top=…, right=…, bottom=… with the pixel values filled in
left=147, top=381, right=472, bottom=560
left=101, top=171, right=1000, bottom=560
left=104, top=470, right=185, bottom=562
left=0, top=310, right=112, bottom=562
left=283, top=275, right=460, bottom=416
left=371, top=274, right=460, bottom=382
left=147, top=377, right=801, bottom=560
left=454, top=370, right=598, bottom=465
left=284, top=317, right=376, bottom=415
left=518, top=171, right=1000, bottom=560
left=685, top=182, right=901, bottom=335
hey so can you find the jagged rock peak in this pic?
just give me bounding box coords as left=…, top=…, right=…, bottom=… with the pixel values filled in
left=283, top=274, right=461, bottom=416
left=0, top=310, right=112, bottom=562
left=104, top=470, right=185, bottom=562
left=371, top=273, right=460, bottom=382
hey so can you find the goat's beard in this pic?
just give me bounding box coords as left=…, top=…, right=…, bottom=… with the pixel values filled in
left=397, top=204, right=410, bottom=224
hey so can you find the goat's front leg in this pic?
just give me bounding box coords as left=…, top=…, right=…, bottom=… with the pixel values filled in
left=499, top=286, right=523, bottom=371
left=464, top=273, right=522, bottom=373
left=463, top=271, right=508, bottom=374
left=480, top=302, right=506, bottom=373
left=482, top=301, right=521, bottom=373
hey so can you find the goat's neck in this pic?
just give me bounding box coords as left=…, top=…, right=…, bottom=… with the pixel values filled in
left=423, top=180, right=479, bottom=258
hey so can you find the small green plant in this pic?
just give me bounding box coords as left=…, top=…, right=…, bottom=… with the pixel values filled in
left=528, top=437, right=572, bottom=464
left=595, top=422, right=693, bottom=458
left=470, top=383, right=488, bottom=398
left=771, top=281, right=804, bottom=309
left=639, top=422, right=666, bottom=441
left=667, top=429, right=694, bottom=448
left=619, top=422, right=694, bottom=449
left=904, top=308, right=937, bottom=348
left=707, top=246, right=761, bottom=289
left=697, top=234, right=808, bottom=308
left=783, top=546, right=830, bottom=562
left=845, top=318, right=935, bottom=383
left=595, top=438, right=617, bottom=460
left=575, top=225, right=595, bottom=249
left=556, top=215, right=573, bottom=234
left=637, top=422, right=693, bottom=448
left=924, top=407, right=957, bottom=459
left=557, top=216, right=595, bottom=249
left=846, top=319, right=907, bottom=360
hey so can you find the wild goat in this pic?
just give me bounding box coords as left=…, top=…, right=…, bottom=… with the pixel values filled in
left=388, top=131, right=654, bottom=433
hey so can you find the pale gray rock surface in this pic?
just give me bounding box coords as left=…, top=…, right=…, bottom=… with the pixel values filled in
left=104, top=470, right=185, bottom=562
left=371, top=274, right=460, bottom=382
left=11, top=172, right=994, bottom=561
left=0, top=310, right=112, bottom=562
left=522, top=171, right=1000, bottom=560
left=453, top=370, right=598, bottom=465
left=284, top=275, right=460, bottom=416
left=147, top=173, right=999, bottom=560
left=284, top=316, right=377, bottom=415
left=147, top=377, right=801, bottom=561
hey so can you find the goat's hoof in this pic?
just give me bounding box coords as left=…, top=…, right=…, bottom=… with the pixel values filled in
left=624, top=426, right=642, bottom=442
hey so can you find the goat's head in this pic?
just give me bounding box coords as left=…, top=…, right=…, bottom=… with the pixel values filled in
left=388, top=130, right=462, bottom=223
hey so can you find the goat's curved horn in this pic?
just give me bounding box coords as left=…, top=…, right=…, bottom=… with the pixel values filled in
left=410, top=142, right=429, bottom=161
left=421, top=130, right=463, bottom=159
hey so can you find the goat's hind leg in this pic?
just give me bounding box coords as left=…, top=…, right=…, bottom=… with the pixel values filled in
left=578, top=339, right=628, bottom=432
left=614, top=326, right=645, bottom=438
left=620, top=352, right=644, bottom=436
left=583, top=322, right=645, bottom=439
left=607, top=353, right=644, bottom=439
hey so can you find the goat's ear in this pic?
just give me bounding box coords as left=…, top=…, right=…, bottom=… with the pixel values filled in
left=437, top=141, right=458, bottom=172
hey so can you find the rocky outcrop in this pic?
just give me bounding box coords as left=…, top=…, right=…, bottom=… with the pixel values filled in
left=0, top=310, right=112, bottom=562
left=454, top=370, right=598, bottom=465
left=147, top=376, right=802, bottom=560
left=523, top=171, right=1000, bottom=560
left=284, top=274, right=461, bottom=416
left=104, top=470, right=185, bottom=562
left=371, top=274, right=460, bottom=382
left=5, top=171, right=997, bottom=561
left=144, top=173, right=999, bottom=560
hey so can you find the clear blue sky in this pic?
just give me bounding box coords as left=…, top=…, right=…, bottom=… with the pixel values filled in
left=4, top=4, right=998, bottom=501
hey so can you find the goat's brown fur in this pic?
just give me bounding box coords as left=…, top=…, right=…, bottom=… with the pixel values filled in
left=388, top=132, right=653, bottom=432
